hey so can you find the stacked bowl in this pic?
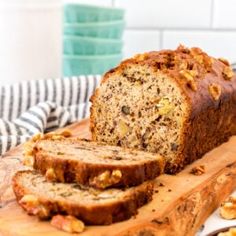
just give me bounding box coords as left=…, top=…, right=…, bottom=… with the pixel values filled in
left=63, top=4, right=125, bottom=76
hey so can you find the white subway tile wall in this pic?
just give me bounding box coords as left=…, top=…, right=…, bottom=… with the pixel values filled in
left=66, top=0, right=236, bottom=63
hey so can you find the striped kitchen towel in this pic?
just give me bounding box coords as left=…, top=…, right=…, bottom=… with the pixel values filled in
left=0, top=75, right=101, bottom=156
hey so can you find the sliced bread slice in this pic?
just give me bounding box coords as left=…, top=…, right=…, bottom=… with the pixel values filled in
left=33, top=138, right=165, bottom=189
left=12, top=170, right=153, bottom=225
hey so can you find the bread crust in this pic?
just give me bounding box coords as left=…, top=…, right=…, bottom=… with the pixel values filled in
left=12, top=170, right=154, bottom=225
left=90, top=46, right=236, bottom=173
left=33, top=139, right=165, bottom=188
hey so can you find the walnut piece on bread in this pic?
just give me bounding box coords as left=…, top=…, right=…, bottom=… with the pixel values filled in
left=51, top=215, right=85, bottom=233
left=22, top=130, right=72, bottom=167
left=220, top=196, right=236, bottom=220
left=45, top=168, right=57, bottom=182
left=90, top=170, right=122, bottom=189
left=208, top=83, right=222, bottom=101
left=19, top=194, right=49, bottom=219
left=222, top=65, right=234, bottom=81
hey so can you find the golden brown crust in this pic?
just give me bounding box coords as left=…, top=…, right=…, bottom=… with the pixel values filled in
left=90, top=45, right=236, bottom=174
left=12, top=170, right=154, bottom=225
left=33, top=139, right=164, bottom=188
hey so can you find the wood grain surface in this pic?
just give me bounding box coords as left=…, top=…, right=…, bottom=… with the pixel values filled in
left=0, top=119, right=236, bottom=236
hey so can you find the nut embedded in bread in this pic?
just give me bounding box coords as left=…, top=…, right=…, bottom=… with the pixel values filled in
left=90, top=45, right=236, bottom=173
left=12, top=170, right=154, bottom=225
left=33, top=138, right=165, bottom=189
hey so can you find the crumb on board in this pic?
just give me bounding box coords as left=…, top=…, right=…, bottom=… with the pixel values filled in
left=190, top=165, right=205, bottom=176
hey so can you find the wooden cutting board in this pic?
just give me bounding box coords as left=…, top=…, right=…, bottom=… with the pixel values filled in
left=0, top=119, right=236, bottom=236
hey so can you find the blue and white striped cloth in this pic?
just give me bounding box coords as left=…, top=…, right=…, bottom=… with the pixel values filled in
left=0, top=75, right=101, bottom=156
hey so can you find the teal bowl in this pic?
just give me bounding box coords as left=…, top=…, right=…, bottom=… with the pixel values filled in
left=63, top=36, right=123, bottom=55
left=64, top=4, right=125, bottom=23
left=63, top=54, right=122, bottom=76
left=64, top=20, right=125, bottom=39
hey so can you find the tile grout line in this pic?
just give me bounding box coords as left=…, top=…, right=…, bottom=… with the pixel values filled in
left=160, top=30, right=163, bottom=49
left=210, top=0, right=215, bottom=28
left=125, top=27, right=236, bottom=32
left=111, top=0, right=116, bottom=7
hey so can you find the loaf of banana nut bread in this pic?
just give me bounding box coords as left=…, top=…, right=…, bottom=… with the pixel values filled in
left=33, top=138, right=164, bottom=189
left=12, top=170, right=153, bottom=225
left=90, top=45, right=236, bottom=173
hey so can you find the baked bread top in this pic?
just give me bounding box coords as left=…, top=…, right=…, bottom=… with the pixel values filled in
left=33, top=138, right=165, bottom=188
left=96, top=45, right=236, bottom=118
left=12, top=170, right=153, bottom=225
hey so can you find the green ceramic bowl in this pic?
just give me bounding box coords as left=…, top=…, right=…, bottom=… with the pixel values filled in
left=63, top=54, right=122, bottom=76
left=64, top=4, right=125, bottom=23
left=63, top=36, right=123, bottom=55
left=64, top=20, right=125, bottom=39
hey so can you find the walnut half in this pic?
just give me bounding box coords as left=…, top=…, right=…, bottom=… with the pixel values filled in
left=90, top=170, right=122, bottom=189
left=45, top=168, right=57, bottom=182
left=208, top=83, right=222, bottom=101
left=222, top=66, right=234, bottom=81
left=220, top=196, right=236, bottom=220
left=19, top=194, right=49, bottom=219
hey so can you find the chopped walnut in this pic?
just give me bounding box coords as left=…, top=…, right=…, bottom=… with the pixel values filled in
left=208, top=83, right=222, bottom=101
left=218, top=57, right=230, bottom=66
left=43, top=130, right=71, bottom=140
left=220, top=196, right=236, bottom=220
left=179, top=61, right=188, bottom=70
left=45, top=168, right=57, bottom=182
left=22, top=134, right=43, bottom=166
left=19, top=194, right=39, bottom=215
left=90, top=170, right=122, bottom=189
left=218, top=227, right=236, bottom=236
left=133, top=53, right=147, bottom=61
left=22, top=130, right=72, bottom=166
left=193, top=54, right=204, bottom=64
left=156, top=97, right=173, bottom=115
left=117, top=120, right=130, bottom=138
left=31, top=133, right=44, bottom=142
left=222, top=66, right=234, bottom=80
left=58, top=129, right=72, bottom=137
left=51, top=215, right=85, bottom=233
left=190, top=165, right=205, bottom=176
left=177, top=44, right=190, bottom=54
left=180, top=70, right=198, bottom=91
left=22, top=155, right=34, bottom=167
